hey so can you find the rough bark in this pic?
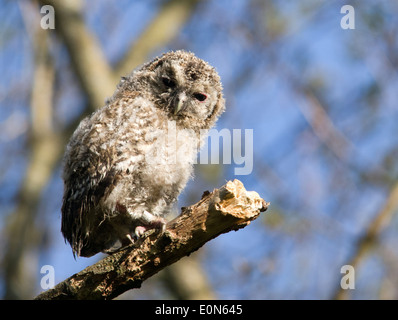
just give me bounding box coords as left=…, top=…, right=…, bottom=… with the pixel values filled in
left=35, top=179, right=269, bottom=300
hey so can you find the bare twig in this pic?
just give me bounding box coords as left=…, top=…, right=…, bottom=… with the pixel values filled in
left=35, top=180, right=269, bottom=300
left=297, top=89, right=355, bottom=163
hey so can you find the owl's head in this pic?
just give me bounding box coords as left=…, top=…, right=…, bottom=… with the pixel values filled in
left=140, top=50, right=225, bottom=130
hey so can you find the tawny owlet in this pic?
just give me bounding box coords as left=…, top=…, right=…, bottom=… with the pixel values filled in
left=61, top=50, right=225, bottom=257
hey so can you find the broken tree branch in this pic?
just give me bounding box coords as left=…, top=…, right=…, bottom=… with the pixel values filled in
left=35, top=179, right=269, bottom=300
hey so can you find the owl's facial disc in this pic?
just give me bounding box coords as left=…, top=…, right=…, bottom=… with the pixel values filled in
left=152, top=57, right=218, bottom=123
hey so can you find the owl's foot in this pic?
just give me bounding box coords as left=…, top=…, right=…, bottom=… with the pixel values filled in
left=134, top=226, right=147, bottom=238
left=126, top=233, right=135, bottom=244
left=124, top=225, right=158, bottom=245
left=134, top=213, right=167, bottom=239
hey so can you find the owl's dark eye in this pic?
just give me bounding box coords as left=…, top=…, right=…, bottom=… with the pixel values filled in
left=193, top=93, right=207, bottom=102
left=162, top=76, right=176, bottom=88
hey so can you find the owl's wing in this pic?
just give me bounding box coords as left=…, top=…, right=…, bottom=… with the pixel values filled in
left=61, top=145, right=120, bottom=257
left=61, top=92, right=151, bottom=257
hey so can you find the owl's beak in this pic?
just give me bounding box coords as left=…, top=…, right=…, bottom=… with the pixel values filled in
left=174, top=92, right=187, bottom=115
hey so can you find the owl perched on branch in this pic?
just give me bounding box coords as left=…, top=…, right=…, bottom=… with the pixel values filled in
left=61, top=50, right=225, bottom=257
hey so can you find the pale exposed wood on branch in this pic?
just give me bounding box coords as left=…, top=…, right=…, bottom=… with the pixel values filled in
left=35, top=180, right=269, bottom=300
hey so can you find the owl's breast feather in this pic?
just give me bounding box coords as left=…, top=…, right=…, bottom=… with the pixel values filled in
left=140, top=119, right=198, bottom=189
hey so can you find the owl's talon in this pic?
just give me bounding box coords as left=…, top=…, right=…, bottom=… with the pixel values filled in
left=126, top=233, right=135, bottom=244
left=134, top=217, right=166, bottom=239
left=160, top=222, right=166, bottom=233
left=134, top=226, right=147, bottom=238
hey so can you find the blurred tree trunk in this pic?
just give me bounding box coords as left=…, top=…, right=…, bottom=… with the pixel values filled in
left=333, top=182, right=398, bottom=300
left=3, top=1, right=58, bottom=299
left=162, top=254, right=217, bottom=300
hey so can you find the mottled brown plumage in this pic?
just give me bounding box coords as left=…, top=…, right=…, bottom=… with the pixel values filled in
left=61, top=50, right=225, bottom=257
